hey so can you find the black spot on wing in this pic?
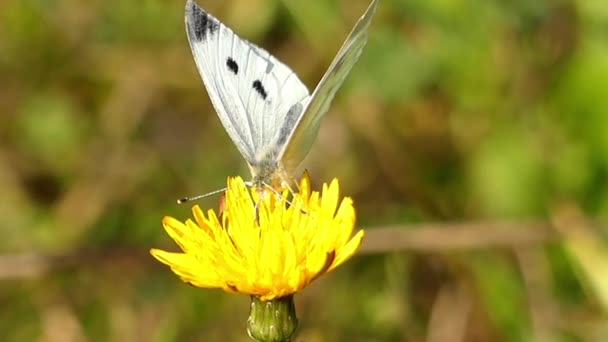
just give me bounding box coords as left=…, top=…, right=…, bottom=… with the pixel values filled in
left=226, top=57, right=239, bottom=75
left=186, top=1, right=219, bottom=41
left=276, top=103, right=303, bottom=146
left=252, top=80, right=268, bottom=100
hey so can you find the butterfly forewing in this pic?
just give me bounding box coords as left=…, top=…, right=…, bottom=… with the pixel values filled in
left=277, top=0, right=379, bottom=171
left=185, top=0, right=310, bottom=167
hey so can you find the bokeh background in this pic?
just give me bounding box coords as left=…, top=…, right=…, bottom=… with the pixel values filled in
left=2, top=0, right=608, bottom=341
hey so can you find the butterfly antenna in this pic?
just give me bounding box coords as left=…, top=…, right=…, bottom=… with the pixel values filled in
left=177, top=187, right=229, bottom=204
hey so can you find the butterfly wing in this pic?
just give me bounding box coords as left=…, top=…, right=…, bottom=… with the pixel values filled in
left=275, top=0, right=379, bottom=171
left=185, top=0, right=310, bottom=167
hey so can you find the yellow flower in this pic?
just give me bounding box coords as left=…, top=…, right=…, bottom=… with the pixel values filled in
left=150, top=174, right=364, bottom=301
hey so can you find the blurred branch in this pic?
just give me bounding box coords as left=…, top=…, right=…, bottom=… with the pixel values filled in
left=0, top=248, right=151, bottom=280
left=360, top=220, right=558, bottom=254
left=552, top=204, right=608, bottom=314
left=0, top=220, right=562, bottom=280
left=426, top=282, right=472, bottom=342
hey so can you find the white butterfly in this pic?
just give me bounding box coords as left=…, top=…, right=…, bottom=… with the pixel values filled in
left=185, top=0, right=378, bottom=193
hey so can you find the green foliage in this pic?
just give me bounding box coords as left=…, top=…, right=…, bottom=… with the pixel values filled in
left=2, top=0, right=608, bottom=340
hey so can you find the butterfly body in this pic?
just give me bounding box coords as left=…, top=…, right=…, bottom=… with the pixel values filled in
left=250, top=154, right=288, bottom=192
left=185, top=0, right=378, bottom=192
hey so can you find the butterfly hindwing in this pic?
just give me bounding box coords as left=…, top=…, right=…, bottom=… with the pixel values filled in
left=277, top=0, right=379, bottom=171
left=185, top=0, right=310, bottom=166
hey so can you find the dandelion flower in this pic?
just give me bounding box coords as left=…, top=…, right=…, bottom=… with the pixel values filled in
left=150, top=174, right=364, bottom=301
left=151, top=174, right=363, bottom=341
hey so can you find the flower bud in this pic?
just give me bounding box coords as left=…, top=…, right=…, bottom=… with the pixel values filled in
left=247, top=295, right=298, bottom=342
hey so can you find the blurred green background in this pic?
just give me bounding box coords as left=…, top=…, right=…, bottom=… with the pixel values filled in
left=1, top=0, right=608, bottom=341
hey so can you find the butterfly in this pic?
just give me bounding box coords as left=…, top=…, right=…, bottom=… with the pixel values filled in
left=184, top=0, right=378, bottom=195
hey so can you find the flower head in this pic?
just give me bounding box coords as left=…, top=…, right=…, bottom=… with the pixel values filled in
left=151, top=174, right=364, bottom=301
